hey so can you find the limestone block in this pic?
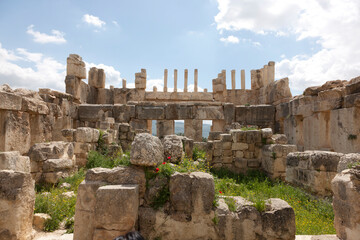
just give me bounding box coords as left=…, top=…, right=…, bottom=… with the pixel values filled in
left=235, top=105, right=275, bottom=128
left=331, top=166, right=360, bottom=240
left=0, top=91, right=22, bottom=110
left=94, top=185, right=139, bottom=236
left=337, top=153, right=360, bottom=173
left=232, top=143, right=248, bottom=151
left=74, top=127, right=100, bottom=143
left=184, top=119, right=203, bottom=142
left=310, top=151, right=343, bottom=172
left=245, top=130, right=262, bottom=143
left=130, top=133, right=164, bottom=167
left=235, top=151, right=244, bottom=158
left=224, top=103, right=235, bottom=125
left=67, top=54, right=86, bottom=79
left=170, top=172, right=214, bottom=216
left=270, top=134, right=288, bottom=144
left=166, top=104, right=195, bottom=120
left=261, top=128, right=273, bottom=138
left=61, top=129, right=76, bottom=142
left=28, top=141, right=74, bottom=163
left=137, top=106, right=165, bottom=120
left=0, top=170, right=35, bottom=240
left=222, top=142, right=232, bottom=150
left=183, top=138, right=194, bottom=158
left=78, top=104, right=114, bottom=122
left=0, top=151, right=30, bottom=172
left=220, top=134, right=232, bottom=142
left=119, top=123, right=131, bottom=132
left=234, top=157, right=247, bottom=169
left=345, top=79, right=360, bottom=95
left=88, top=67, right=106, bottom=89
left=85, top=166, right=146, bottom=198
left=344, top=93, right=360, bottom=108
left=129, top=119, right=148, bottom=131
left=42, top=158, right=74, bottom=172
left=195, top=106, right=224, bottom=120
left=156, top=120, right=174, bottom=138
left=0, top=110, right=31, bottom=155
left=261, top=198, right=296, bottom=240
left=162, top=135, right=183, bottom=163
left=33, top=213, right=51, bottom=231
left=230, top=129, right=246, bottom=143
left=208, top=131, right=222, bottom=141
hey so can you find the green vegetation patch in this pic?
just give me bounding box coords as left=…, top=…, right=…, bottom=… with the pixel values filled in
left=212, top=168, right=335, bottom=235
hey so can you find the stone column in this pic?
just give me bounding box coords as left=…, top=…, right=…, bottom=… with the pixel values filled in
left=194, top=69, right=198, bottom=92
left=268, top=61, right=275, bottom=83
left=164, top=69, right=168, bottom=92
left=122, top=79, right=126, bottom=89
left=221, top=70, right=227, bottom=97
left=184, top=69, right=188, bottom=92
left=157, top=120, right=174, bottom=138
left=231, top=70, right=236, bottom=90
left=241, top=70, right=245, bottom=89
left=147, top=120, right=152, bottom=134
left=153, top=86, right=157, bottom=92
left=184, top=119, right=202, bottom=142
left=174, top=69, right=177, bottom=92
left=263, top=65, right=268, bottom=87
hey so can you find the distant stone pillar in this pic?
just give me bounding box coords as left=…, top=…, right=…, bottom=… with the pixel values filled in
left=164, top=69, right=168, bottom=92
left=153, top=86, right=157, bottom=92
left=147, top=120, right=152, bottom=134
left=184, top=69, right=188, bottom=92
left=263, top=65, right=268, bottom=87
left=122, top=79, right=127, bottom=89
left=157, top=120, right=174, bottom=138
left=241, top=70, right=245, bottom=89
left=194, top=69, right=198, bottom=92
left=185, top=119, right=202, bottom=142
left=221, top=70, right=227, bottom=97
left=135, top=69, right=146, bottom=89
left=174, top=69, right=177, bottom=92
left=204, top=88, right=207, bottom=93
left=268, top=61, right=275, bottom=83
left=231, top=70, right=236, bottom=90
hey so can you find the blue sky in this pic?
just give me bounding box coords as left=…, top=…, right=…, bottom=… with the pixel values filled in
left=1, top=0, right=359, bottom=96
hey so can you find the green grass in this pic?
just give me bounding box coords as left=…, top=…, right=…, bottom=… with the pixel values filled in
left=240, top=125, right=258, bottom=131
left=212, top=168, right=335, bottom=235
left=86, top=150, right=130, bottom=169
left=34, top=169, right=86, bottom=232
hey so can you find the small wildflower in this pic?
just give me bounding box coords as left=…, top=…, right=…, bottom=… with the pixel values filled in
left=167, top=156, right=171, bottom=160
left=219, top=191, right=223, bottom=194
left=156, top=168, right=160, bottom=173
left=162, top=162, right=166, bottom=165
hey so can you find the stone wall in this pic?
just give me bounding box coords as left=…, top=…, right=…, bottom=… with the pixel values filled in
left=286, top=151, right=344, bottom=196
left=331, top=165, right=360, bottom=240
left=278, top=78, right=360, bottom=153
left=0, top=85, right=76, bottom=155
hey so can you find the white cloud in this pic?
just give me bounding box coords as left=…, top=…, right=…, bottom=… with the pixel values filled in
left=26, top=25, right=66, bottom=44
left=86, top=62, right=122, bottom=88
left=215, top=0, right=360, bottom=93
left=82, top=14, right=106, bottom=28
left=220, top=35, right=240, bottom=44
left=112, top=20, right=119, bottom=26
left=0, top=43, right=66, bottom=91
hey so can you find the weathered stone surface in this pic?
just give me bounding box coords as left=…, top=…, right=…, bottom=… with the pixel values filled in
left=74, top=127, right=100, bottom=143
left=94, top=185, right=138, bottom=236
left=0, top=91, right=22, bottom=111
left=67, top=54, right=86, bottom=79
left=184, top=119, right=202, bottom=142
left=42, top=158, right=74, bottom=172
left=271, top=134, right=288, bottom=144
left=78, top=104, right=114, bottom=122
left=137, top=106, right=165, bottom=119
left=235, top=105, right=275, bottom=128
left=33, top=213, right=51, bottom=231
left=85, top=166, right=146, bottom=198
left=261, top=128, right=273, bottom=138
left=0, top=151, right=30, bottom=172
left=286, top=151, right=343, bottom=195
left=28, top=142, right=74, bottom=162
left=337, top=153, right=360, bottom=173
left=331, top=166, right=360, bottom=240
left=156, top=120, right=174, bottom=138
left=0, top=170, right=35, bottom=240
left=162, top=135, right=183, bottom=163
left=195, top=106, right=224, bottom=120
left=130, top=133, right=164, bottom=167
left=88, top=67, right=105, bottom=89
left=170, top=172, right=214, bottom=216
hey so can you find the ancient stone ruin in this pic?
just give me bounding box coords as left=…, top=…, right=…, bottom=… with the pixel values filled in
left=0, top=53, right=360, bottom=239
